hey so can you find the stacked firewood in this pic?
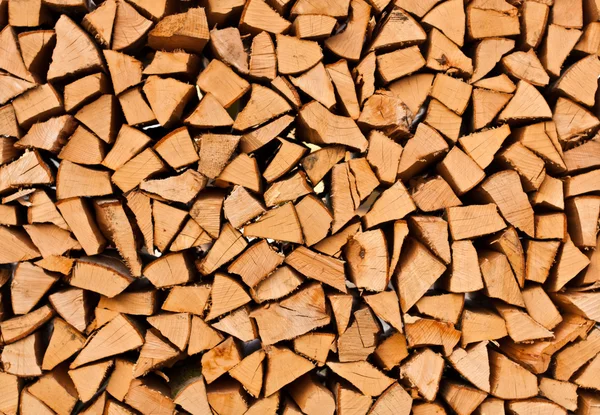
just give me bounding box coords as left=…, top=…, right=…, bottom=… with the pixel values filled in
left=0, top=0, right=599, bottom=413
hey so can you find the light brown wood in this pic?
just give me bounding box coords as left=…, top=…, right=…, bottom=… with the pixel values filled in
left=299, top=101, right=368, bottom=151
left=244, top=202, right=303, bottom=243
left=252, top=282, right=330, bottom=344
left=71, top=314, right=143, bottom=369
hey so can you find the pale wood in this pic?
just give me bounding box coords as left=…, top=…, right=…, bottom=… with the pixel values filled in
left=244, top=202, right=303, bottom=243
left=47, top=15, right=103, bottom=81
left=370, top=6, right=426, bottom=51
left=395, top=238, right=446, bottom=312
left=249, top=31, right=277, bottom=81
left=241, top=0, right=291, bottom=34
left=71, top=314, right=143, bottom=368
left=263, top=346, right=314, bottom=396
left=461, top=308, right=508, bottom=347
left=400, top=348, right=444, bottom=401
left=197, top=59, right=250, bottom=109
left=405, top=315, right=461, bottom=355
left=425, top=29, right=473, bottom=75
left=298, top=101, right=368, bottom=151
left=252, top=282, right=330, bottom=345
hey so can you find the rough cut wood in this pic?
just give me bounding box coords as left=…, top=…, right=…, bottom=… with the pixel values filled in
left=1, top=1, right=599, bottom=411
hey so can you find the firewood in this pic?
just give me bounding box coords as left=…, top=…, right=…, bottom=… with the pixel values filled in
left=190, top=190, right=225, bottom=239
left=98, top=288, right=156, bottom=316
left=573, top=353, right=600, bottom=390
left=470, top=88, right=512, bottom=131
left=288, top=375, right=334, bottom=414
left=48, top=288, right=90, bottom=332
left=471, top=38, right=515, bottom=83
left=151, top=201, right=187, bottom=252
left=497, top=81, right=552, bottom=124
left=0, top=74, right=35, bottom=107
left=188, top=316, right=224, bottom=355
left=248, top=31, right=277, bottom=81
left=244, top=202, right=303, bottom=243
left=292, top=332, right=334, bottom=366
left=574, top=22, right=600, bottom=54
left=395, top=238, right=446, bottom=312
left=80, top=391, right=107, bottom=415
left=10, top=262, right=57, bottom=315
left=170, top=218, right=212, bottom=252
left=141, top=170, right=205, bottom=204
left=524, top=240, right=560, bottom=284
left=520, top=1, right=548, bottom=49
left=208, top=28, right=248, bottom=75
left=112, top=148, right=166, bottom=193
left=369, top=6, right=425, bottom=51
left=57, top=158, right=108, bottom=197
left=205, top=273, right=251, bottom=320
left=264, top=346, right=313, bottom=396
left=245, top=392, right=280, bottom=415
left=241, top=0, right=291, bottom=34
left=508, top=399, right=567, bottom=415
left=223, top=186, right=265, bottom=230
left=554, top=97, right=600, bottom=143
left=1, top=332, right=43, bottom=377
left=486, top=351, right=537, bottom=402
left=290, top=63, right=335, bottom=109
left=461, top=308, right=507, bottom=347
left=334, top=385, right=371, bottom=415
left=143, top=51, right=200, bottom=78
left=71, top=314, right=143, bottom=368
left=473, top=74, right=516, bottom=93
left=263, top=170, right=313, bottom=207
left=400, top=348, right=444, bottom=401
left=415, top=293, right=464, bottom=325
left=70, top=255, right=133, bottom=298
left=68, top=360, right=112, bottom=403
left=354, top=52, right=376, bottom=104
left=58, top=126, right=106, bottom=166
left=298, top=101, right=367, bottom=151
left=251, top=266, right=303, bottom=303
left=295, top=194, right=332, bottom=246
left=495, top=302, right=554, bottom=342
left=565, top=169, right=600, bottom=198
left=271, top=76, right=303, bottom=109
left=447, top=204, right=506, bottom=240
left=20, top=388, right=55, bottom=415
left=0, top=105, right=21, bottom=142
left=546, top=236, right=590, bottom=291
left=538, top=377, right=578, bottom=411
left=405, top=315, right=460, bottom=355
left=426, top=29, right=473, bottom=75
left=551, top=291, right=600, bottom=322
left=358, top=92, right=412, bottom=138
left=28, top=366, right=78, bottom=415
left=553, top=328, right=600, bottom=381
left=133, top=328, right=180, bottom=377
left=124, top=378, right=175, bottom=415
left=228, top=349, right=265, bottom=397
left=117, top=87, right=156, bottom=126
left=196, top=60, right=249, bottom=110
left=337, top=306, right=379, bottom=361
left=502, top=50, right=549, bottom=87
left=363, top=291, right=402, bottom=332
left=143, top=76, right=195, bottom=128
left=534, top=212, right=567, bottom=241
left=376, top=47, right=426, bottom=85
left=293, top=14, right=337, bottom=40
left=500, top=314, right=594, bottom=374
left=212, top=306, right=257, bottom=342
left=74, top=95, right=120, bottom=145
left=327, top=361, right=394, bottom=397
left=344, top=230, right=388, bottom=291
left=440, top=381, right=487, bottom=415
left=162, top=285, right=210, bottom=315
left=322, top=0, right=369, bottom=61
left=146, top=7, right=208, bottom=53
left=566, top=196, right=600, bottom=248
left=513, top=122, right=565, bottom=174
left=479, top=251, right=524, bottom=306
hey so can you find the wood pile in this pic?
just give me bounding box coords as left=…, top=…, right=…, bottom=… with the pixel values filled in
left=0, top=0, right=599, bottom=414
